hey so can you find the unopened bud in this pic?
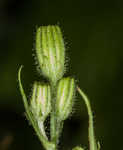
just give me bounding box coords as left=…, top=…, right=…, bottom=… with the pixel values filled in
left=36, top=25, right=65, bottom=84
left=55, top=77, right=75, bottom=121
left=30, top=82, right=51, bottom=121
left=72, top=146, right=84, bottom=150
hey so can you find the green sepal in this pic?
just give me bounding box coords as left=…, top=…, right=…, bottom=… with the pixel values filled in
left=30, top=82, right=51, bottom=122
left=55, top=77, right=75, bottom=121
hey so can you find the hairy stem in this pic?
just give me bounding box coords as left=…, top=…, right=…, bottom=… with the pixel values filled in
left=77, top=87, right=97, bottom=150
left=18, top=66, right=55, bottom=150
left=50, top=84, right=57, bottom=148
left=50, top=84, right=63, bottom=149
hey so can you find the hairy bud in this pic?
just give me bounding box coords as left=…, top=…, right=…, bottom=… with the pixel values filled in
left=30, top=82, right=51, bottom=121
left=55, top=77, right=75, bottom=121
left=72, top=146, right=84, bottom=150
left=36, top=25, right=65, bottom=84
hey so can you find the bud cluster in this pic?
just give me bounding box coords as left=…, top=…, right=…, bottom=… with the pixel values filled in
left=19, top=25, right=76, bottom=150
left=19, top=25, right=98, bottom=150
left=31, top=25, right=75, bottom=124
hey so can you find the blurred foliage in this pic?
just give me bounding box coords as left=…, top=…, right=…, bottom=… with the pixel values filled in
left=0, top=0, right=123, bottom=150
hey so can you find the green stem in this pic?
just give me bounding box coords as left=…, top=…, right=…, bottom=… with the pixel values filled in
left=50, top=111, right=56, bottom=143
left=38, top=121, right=48, bottom=140
left=50, top=84, right=57, bottom=146
left=18, top=66, right=55, bottom=150
left=50, top=112, right=63, bottom=148
left=55, top=120, right=63, bottom=144
left=77, top=87, right=97, bottom=150
left=50, top=83, right=63, bottom=149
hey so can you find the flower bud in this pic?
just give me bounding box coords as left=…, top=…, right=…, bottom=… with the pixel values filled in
left=30, top=82, right=51, bottom=121
left=55, top=77, right=75, bottom=121
left=36, top=25, right=65, bottom=84
left=72, top=146, right=84, bottom=150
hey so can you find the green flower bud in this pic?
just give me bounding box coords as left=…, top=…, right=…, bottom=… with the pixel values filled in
left=30, top=82, right=51, bottom=121
left=36, top=25, right=65, bottom=84
left=55, top=77, right=75, bottom=121
left=72, top=146, right=84, bottom=150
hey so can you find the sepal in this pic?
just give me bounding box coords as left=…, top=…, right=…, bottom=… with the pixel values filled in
left=30, top=82, right=51, bottom=121
left=55, top=77, right=75, bottom=121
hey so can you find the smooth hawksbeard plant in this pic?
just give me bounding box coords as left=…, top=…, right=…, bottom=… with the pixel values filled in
left=18, top=25, right=101, bottom=150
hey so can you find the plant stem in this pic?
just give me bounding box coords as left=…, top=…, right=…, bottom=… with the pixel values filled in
left=55, top=120, right=63, bottom=144
left=38, top=121, right=48, bottom=140
left=50, top=83, right=64, bottom=149
left=18, top=66, right=55, bottom=150
left=77, top=87, right=97, bottom=150
left=50, top=84, right=57, bottom=149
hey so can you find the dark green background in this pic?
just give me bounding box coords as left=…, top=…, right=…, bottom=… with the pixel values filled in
left=0, top=0, right=123, bottom=150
